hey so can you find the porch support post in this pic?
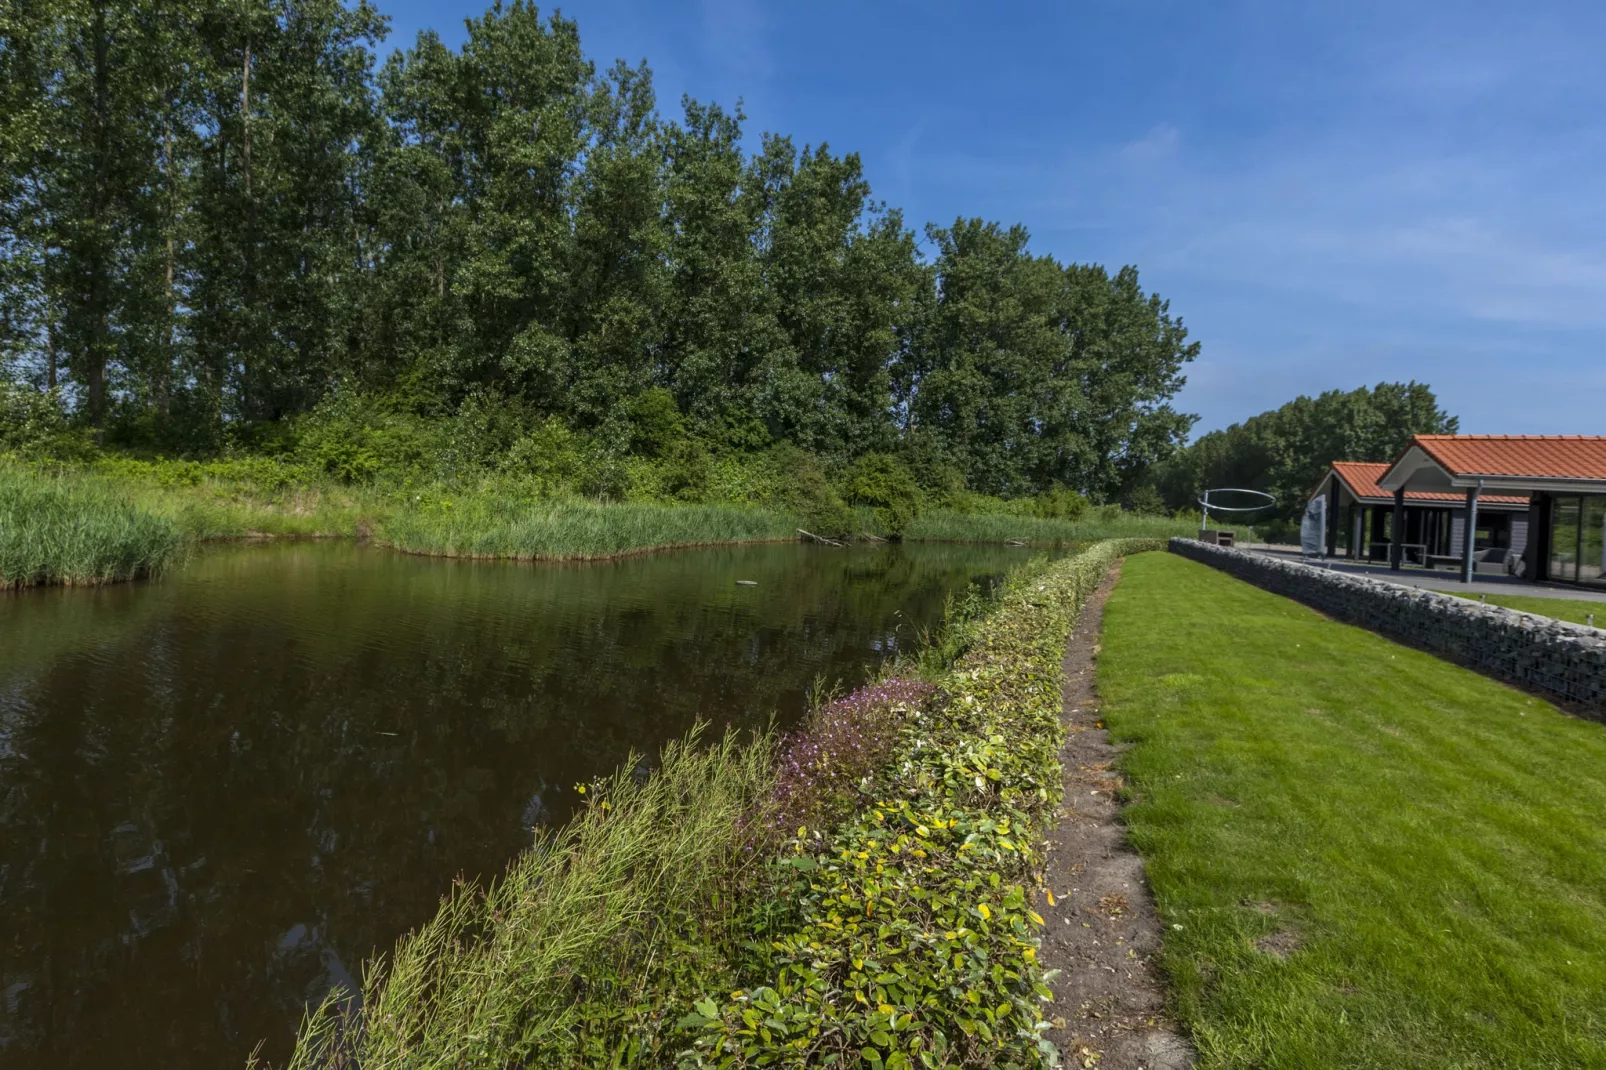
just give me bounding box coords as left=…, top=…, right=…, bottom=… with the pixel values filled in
left=1461, top=483, right=1481, bottom=584
left=1326, top=480, right=1340, bottom=556
left=1391, top=488, right=1405, bottom=570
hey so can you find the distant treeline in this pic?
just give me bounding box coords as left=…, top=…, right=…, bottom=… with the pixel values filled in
left=1149, top=381, right=1458, bottom=523
left=0, top=0, right=1197, bottom=501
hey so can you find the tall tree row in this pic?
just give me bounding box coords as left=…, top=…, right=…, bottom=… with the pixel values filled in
left=0, top=0, right=1199, bottom=500
left=1151, top=381, right=1459, bottom=521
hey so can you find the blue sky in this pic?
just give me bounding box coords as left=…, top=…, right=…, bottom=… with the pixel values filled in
left=378, top=0, right=1606, bottom=437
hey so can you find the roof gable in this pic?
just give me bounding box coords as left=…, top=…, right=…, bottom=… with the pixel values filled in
left=1330, top=460, right=1526, bottom=505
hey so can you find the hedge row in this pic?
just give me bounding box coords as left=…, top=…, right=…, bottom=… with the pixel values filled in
left=680, top=538, right=1167, bottom=1068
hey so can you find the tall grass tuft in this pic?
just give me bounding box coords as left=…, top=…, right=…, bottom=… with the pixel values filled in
left=0, top=464, right=185, bottom=589
left=378, top=497, right=798, bottom=560
left=271, top=726, right=778, bottom=1069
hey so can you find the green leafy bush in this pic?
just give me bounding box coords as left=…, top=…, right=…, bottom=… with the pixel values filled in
left=0, top=382, right=94, bottom=460
left=627, top=387, right=686, bottom=459
left=843, top=452, right=923, bottom=537
left=1031, top=485, right=1088, bottom=521
left=293, top=391, right=437, bottom=483
left=659, top=437, right=713, bottom=502
left=502, top=418, right=590, bottom=496
left=756, top=443, right=852, bottom=537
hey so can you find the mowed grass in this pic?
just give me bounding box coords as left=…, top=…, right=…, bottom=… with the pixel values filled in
left=1429, top=588, right=1606, bottom=628
left=1101, top=552, right=1606, bottom=1069
left=0, top=464, right=185, bottom=589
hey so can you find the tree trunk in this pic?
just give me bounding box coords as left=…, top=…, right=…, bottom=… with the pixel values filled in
left=159, top=103, right=175, bottom=417
left=240, top=38, right=255, bottom=419
left=45, top=314, right=58, bottom=391
left=86, top=1, right=112, bottom=440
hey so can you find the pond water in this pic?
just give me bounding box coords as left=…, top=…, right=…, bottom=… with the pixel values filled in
left=0, top=539, right=1042, bottom=1069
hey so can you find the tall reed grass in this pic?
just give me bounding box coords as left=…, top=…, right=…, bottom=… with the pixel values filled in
left=0, top=464, right=185, bottom=589
left=906, top=508, right=1193, bottom=545
left=270, top=727, right=778, bottom=1069
left=378, top=498, right=798, bottom=560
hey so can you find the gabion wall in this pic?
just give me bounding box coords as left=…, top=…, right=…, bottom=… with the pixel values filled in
left=1168, top=538, right=1606, bottom=717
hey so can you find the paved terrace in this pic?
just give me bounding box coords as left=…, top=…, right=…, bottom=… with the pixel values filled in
left=1241, top=545, right=1606, bottom=604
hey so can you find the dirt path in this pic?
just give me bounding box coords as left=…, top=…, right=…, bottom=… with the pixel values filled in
left=1040, top=563, right=1193, bottom=1070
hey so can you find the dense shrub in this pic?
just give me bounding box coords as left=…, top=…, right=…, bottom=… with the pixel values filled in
left=843, top=452, right=923, bottom=537
left=293, top=391, right=436, bottom=483
left=626, top=387, right=686, bottom=459
left=761, top=443, right=853, bottom=537
left=0, top=382, right=93, bottom=460
left=1031, top=484, right=1089, bottom=521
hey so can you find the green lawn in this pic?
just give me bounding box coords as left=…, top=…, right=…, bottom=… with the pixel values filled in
left=1101, top=552, right=1606, bottom=1069
left=1428, top=588, right=1606, bottom=628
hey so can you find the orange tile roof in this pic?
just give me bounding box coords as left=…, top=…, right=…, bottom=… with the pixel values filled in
left=1330, top=461, right=1528, bottom=505
left=1413, top=435, right=1606, bottom=481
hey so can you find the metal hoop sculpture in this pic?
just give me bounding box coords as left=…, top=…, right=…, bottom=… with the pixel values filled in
left=1197, top=487, right=1276, bottom=532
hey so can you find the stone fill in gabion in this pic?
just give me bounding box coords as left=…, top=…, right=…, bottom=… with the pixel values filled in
left=1169, top=538, right=1606, bottom=717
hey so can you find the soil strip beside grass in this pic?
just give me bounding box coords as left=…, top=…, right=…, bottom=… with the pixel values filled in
left=1040, top=562, right=1193, bottom=1070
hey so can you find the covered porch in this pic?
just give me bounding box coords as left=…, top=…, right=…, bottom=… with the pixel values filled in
left=1309, top=461, right=1529, bottom=576
left=1378, top=435, right=1606, bottom=588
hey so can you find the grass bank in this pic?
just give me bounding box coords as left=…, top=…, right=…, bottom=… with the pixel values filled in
left=269, top=539, right=1166, bottom=1068
left=272, top=729, right=779, bottom=1068
left=1101, top=552, right=1606, bottom=1068
left=1429, top=587, right=1606, bottom=627
left=0, top=463, right=185, bottom=589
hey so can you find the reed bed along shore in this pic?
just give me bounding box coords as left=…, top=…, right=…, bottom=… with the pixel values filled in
left=0, top=464, right=185, bottom=590
left=1, top=457, right=1188, bottom=589
left=378, top=498, right=800, bottom=560
left=906, top=508, right=1192, bottom=545
left=268, top=539, right=1167, bottom=1069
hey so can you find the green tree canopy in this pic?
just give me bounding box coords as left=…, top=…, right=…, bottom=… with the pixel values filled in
left=0, top=0, right=1200, bottom=500
left=1153, top=381, right=1459, bottom=521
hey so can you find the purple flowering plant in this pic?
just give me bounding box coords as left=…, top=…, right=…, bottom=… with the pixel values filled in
left=760, top=677, right=936, bottom=843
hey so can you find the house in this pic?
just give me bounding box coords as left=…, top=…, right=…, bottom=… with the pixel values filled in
left=1376, top=435, right=1606, bottom=587
left=1309, top=461, right=1530, bottom=567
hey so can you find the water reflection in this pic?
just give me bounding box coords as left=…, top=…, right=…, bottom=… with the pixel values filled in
left=0, top=540, right=1039, bottom=1068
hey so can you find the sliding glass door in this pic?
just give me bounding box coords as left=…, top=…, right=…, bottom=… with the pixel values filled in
left=1549, top=495, right=1606, bottom=586
left=1551, top=497, right=1580, bottom=583
left=1582, top=496, right=1606, bottom=585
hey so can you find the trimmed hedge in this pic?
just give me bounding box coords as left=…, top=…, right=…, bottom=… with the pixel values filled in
left=680, top=538, right=1166, bottom=1068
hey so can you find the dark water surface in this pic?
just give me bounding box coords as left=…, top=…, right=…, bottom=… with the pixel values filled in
left=0, top=540, right=1039, bottom=1068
